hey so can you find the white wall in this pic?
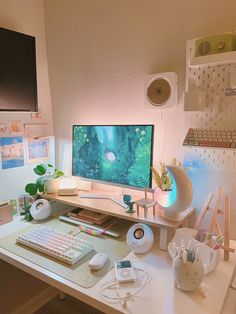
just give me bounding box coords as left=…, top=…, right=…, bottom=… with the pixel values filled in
left=0, top=0, right=53, bottom=201
left=44, top=0, right=236, bottom=235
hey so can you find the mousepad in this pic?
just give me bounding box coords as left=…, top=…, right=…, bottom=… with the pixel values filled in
left=0, top=218, right=130, bottom=288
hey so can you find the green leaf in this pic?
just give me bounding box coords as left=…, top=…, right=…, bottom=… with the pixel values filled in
left=36, top=177, right=45, bottom=193
left=54, top=170, right=64, bottom=178
left=47, top=164, right=53, bottom=168
left=38, top=184, right=45, bottom=193
left=33, top=164, right=47, bottom=176
left=25, top=212, right=33, bottom=221
left=25, top=183, right=37, bottom=196
left=36, top=176, right=45, bottom=185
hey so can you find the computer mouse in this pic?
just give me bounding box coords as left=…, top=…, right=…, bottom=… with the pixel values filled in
left=88, top=253, right=109, bottom=270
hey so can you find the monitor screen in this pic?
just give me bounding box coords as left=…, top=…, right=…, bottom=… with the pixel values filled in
left=0, top=27, right=37, bottom=111
left=72, top=125, right=154, bottom=189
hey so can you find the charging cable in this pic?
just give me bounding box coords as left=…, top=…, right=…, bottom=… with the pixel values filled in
left=100, top=261, right=152, bottom=308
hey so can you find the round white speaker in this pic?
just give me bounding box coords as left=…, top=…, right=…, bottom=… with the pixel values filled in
left=30, top=199, right=52, bottom=221
left=145, top=72, right=178, bottom=109
left=126, top=223, right=154, bottom=254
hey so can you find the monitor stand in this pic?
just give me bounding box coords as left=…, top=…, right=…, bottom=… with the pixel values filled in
left=79, top=193, right=129, bottom=209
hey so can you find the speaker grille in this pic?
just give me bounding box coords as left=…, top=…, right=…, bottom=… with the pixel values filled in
left=147, top=78, right=171, bottom=106
left=198, top=40, right=211, bottom=56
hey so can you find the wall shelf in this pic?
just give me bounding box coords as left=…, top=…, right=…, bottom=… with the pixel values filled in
left=189, top=50, right=236, bottom=68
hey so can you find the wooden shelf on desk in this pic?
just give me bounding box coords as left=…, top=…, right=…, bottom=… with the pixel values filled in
left=43, top=192, right=195, bottom=230
left=44, top=191, right=195, bottom=251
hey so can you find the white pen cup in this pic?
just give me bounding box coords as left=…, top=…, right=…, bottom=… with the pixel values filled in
left=173, top=254, right=204, bottom=292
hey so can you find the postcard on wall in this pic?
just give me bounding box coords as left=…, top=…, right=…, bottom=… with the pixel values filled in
left=24, top=124, right=49, bottom=138
left=31, top=111, right=42, bottom=120
left=0, top=137, right=25, bottom=169
left=26, top=137, right=50, bottom=164
left=10, top=120, right=23, bottom=134
left=0, top=124, right=10, bottom=136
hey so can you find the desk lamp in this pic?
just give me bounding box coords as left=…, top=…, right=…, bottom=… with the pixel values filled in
left=156, top=165, right=193, bottom=221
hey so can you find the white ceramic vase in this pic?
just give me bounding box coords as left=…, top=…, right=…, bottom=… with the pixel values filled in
left=155, top=187, right=171, bottom=208
left=44, top=177, right=60, bottom=194
left=155, top=165, right=193, bottom=221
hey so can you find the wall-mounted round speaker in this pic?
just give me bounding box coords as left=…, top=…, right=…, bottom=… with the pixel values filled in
left=126, top=223, right=154, bottom=254
left=198, top=41, right=211, bottom=56
left=145, top=72, right=178, bottom=109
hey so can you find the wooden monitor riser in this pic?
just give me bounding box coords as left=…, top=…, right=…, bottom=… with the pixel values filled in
left=43, top=190, right=195, bottom=251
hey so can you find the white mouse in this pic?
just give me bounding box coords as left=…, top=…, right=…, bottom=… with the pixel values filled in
left=88, top=253, right=109, bottom=270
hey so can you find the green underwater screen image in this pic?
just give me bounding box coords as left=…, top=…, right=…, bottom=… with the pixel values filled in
left=72, top=125, right=153, bottom=188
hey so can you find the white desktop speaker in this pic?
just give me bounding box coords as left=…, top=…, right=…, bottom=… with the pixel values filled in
left=30, top=199, right=52, bottom=221
left=145, top=72, right=178, bottom=109
left=126, top=223, right=154, bottom=254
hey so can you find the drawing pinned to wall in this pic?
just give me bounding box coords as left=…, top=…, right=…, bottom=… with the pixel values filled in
left=0, top=137, right=25, bottom=169
left=0, top=124, right=10, bottom=136
left=10, top=120, right=23, bottom=134
left=24, top=124, right=49, bottom=138
left=26, top=137, right=50, bottom=164
left=31, top=111, right=42, bottom=120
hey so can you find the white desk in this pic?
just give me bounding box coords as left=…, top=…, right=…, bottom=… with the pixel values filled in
left=0, top=214, right=235, bottom=314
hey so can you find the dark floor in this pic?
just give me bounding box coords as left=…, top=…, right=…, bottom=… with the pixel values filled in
left=35, top=295, right=104, bottom=314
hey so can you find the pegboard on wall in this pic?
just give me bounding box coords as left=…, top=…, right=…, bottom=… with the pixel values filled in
left=184, top=38, right=236, bottom=172
left=183, top=146, right=236, bottom=171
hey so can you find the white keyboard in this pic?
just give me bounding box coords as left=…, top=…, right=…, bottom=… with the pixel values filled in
left=16, top=226, right=94, bottom=265
left=183, top=128, right=236, bottom=148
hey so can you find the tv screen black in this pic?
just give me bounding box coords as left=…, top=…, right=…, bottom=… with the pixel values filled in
left=0, top=27, right=37, bottom=111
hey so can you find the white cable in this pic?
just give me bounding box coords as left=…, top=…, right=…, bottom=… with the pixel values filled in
left=100, top=261, right=152, bottom=307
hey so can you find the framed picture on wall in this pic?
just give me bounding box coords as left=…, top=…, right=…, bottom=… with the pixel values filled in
left=26, top=137, right=50, bottom=164
left=0, top=137, right=25, bottom=169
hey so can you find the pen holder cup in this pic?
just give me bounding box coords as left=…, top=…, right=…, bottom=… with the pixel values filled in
left=173, top=255, right=204, bottom=292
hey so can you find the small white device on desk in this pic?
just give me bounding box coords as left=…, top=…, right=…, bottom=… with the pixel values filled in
left=58, top=178, right=78, bottom=196
left=88, top=253, right=109, bottom=270
left=126, top=223, right=154, bottom=253
left=30, top=199, right=52, bottom=221
left=114, top=260, right=136, bottom=283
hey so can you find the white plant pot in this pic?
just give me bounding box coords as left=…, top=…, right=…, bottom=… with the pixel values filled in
left=44, top=178, right=60, bottom=194
left=155, top=187, right=171, bottom=208
left=155, top=165, right=193, bottom=221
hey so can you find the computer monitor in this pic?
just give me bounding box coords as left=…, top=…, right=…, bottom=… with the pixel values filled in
left=72, top=125, right=154, bottom=189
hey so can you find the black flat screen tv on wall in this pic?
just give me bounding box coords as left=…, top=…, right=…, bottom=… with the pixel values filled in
left=0, top=27, right=38, bottom=112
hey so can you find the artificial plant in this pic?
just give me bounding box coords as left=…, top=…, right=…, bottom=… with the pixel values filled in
left=152, top=158, right=182, bottom=191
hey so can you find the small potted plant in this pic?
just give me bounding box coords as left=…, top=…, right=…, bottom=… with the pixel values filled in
left=152, top=158, right=182, bottom=206
left=25, top=163, right=64, bottom=196
left=22, top=164, right=64, bottom=222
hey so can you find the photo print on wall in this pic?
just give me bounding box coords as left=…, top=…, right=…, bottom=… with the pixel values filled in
left=0, top=137, right=25, bottom=169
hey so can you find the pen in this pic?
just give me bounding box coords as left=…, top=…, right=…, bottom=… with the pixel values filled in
left=183, top=249, right=187, bottom=264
